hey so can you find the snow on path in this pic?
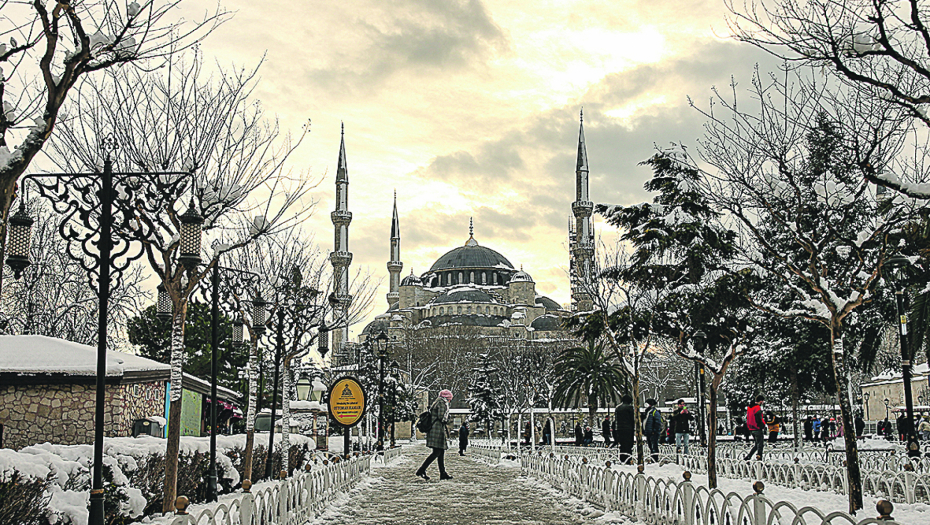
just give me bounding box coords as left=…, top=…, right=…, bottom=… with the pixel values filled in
left=310, top=445, right=614, bottom=524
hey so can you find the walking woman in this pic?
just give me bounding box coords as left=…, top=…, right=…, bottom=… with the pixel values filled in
left=416, top=389, right=454, bottom=481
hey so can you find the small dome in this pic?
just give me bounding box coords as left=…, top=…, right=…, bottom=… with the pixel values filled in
left=530, top=314, right=563, bottom=331
left=535, top=296, right=561, bottom=311
left=362, top=317, right=390, bottom=335
left=401, top=271, right=422, bottom=287
left=431, top=287, right=494, bottom=305
left=509, top=268, right=533, bottom=283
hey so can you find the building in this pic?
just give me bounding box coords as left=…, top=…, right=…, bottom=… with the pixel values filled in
left=861, top=362, right=930, bottom=422
left=0, top=335, right=240, bottom=450
left=352, top=112, right=594, bottom=352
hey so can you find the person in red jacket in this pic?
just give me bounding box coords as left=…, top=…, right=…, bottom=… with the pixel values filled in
left=743, top=395, right=766, bottom=461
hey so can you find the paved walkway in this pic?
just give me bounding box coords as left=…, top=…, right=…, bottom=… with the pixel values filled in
left=311, top=445, right=612, bottom=525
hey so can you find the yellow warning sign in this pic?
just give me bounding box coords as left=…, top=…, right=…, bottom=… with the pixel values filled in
left=328, top=377, right=366, bottom=427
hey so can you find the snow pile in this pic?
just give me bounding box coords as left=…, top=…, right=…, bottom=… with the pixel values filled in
left=1, top=434, right=316, bottom=524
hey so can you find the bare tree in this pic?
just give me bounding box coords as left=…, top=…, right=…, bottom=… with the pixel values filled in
left=45, top=51, right=315, bottom=511
left=690, top=66, right=921, bottom=511
left=0, top=1, right=228, bottom=296
left=725, top=0, right=930, bottom=198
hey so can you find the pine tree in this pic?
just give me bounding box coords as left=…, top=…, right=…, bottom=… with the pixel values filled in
left=467, top=353, right=502, bottom=438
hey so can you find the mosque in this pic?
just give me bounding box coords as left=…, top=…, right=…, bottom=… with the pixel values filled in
left=329, top=112, right=596, bottom=365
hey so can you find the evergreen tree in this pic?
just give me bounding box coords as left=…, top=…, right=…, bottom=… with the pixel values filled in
left=467, top=353, right=502, bottom=438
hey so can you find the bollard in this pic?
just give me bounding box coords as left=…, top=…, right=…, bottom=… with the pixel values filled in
left=682, top=472, right=694, bottom=525
left=242, top=479, right=252, bottom=493
left=876, top=500, right=894, bottom=521
left=175, top=496, right=190, bottom=515
left=751, top=481, right=766, bottom=525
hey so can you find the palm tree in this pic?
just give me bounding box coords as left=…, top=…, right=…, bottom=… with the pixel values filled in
left=552, top=341, right=627, bottom=424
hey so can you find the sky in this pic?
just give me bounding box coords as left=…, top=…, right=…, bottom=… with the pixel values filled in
left=184, top=0, right=780, bottom=340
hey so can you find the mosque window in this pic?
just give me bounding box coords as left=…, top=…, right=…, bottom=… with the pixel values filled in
left=439, top=307, right=444, bottom=315
left=493, top=273, right=498, bottom=285
left=447, top=273, right=452, bottom=285
left=467, top=306, right=472, bottom=314
left=458, top=272, right=463, bottom=284
left=482, top=272, right=487, bottom=284
left=457, top=306, right=462, bottom=314
left=485, top=306, right=490, bottom=314
left=470, top=271, right=474, bottom=283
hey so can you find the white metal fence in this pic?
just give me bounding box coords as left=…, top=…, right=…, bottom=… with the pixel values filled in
left=162, top=455, right=372, bottom=525
left=521, top=453, right=902, bottom=525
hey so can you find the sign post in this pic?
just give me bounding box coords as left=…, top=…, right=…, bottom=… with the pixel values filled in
left=328, top=377, right=367, bottom=459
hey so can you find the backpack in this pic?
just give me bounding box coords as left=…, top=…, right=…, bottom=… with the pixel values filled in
left=416, top=410, right=433, bottom=433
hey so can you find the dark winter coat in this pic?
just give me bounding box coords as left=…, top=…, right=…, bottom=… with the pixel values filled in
left=575, top=424, right=583, bottom=445
left=459, top=423, right=469, bottom=445
left=855, top=416, right=865, bottom=437
left=615, top=403, right=635, bottom=450
left=601, top=418, right=612, bottom=440
left=426, top=398, right=450, bottom=449
left=671, top=407, right=694, bottom=435
left=643, top=406, right=663, bottom=436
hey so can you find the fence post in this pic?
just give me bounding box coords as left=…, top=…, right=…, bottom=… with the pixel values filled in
left=240, top=481, right=254, bottom=525
left=278, top=472, right=289, bottom=524
left=635, top=465, right=646, bottom=522
left=682, top=472, right=694, bottom=525
left=751, top=481, right=766, bottom=525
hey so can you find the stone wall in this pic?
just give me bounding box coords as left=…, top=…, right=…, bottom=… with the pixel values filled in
left=0, top=380, right=166, bottom=450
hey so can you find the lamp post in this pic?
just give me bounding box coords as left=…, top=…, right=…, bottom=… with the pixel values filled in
left=863, top=392, right=870, bottom=421
left=885, top=254, right=921, bottom=457
left=375, top=331, right=389, bottom=450
left=6, top=139, right=191, bottom=525
left=389, top=359, right=399, bottom=448
left=296, top=376, right=312, bottom=402
left=884, top=398, right=890, bottom=420
left=693, top=330, right=707, bottom=447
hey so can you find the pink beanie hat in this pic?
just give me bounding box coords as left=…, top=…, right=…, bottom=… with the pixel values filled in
left=439, top=389, right=453, bottom=400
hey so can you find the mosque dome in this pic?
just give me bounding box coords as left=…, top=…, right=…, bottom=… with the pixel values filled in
left=431, top=287, right=495, bottom=305
left=429, top=243, right=514, bottom=272
left=530, top=314, right=563, bottom=331
left=361, top=317, right=390, bottom=336
left=401, top=271, right=422, bottom=287
left=535, top=296, right=561, bottom=311
left=509, top=268, right=533, bottom=283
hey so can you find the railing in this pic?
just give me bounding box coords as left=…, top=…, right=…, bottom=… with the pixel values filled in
left=377, top=445, right=404, bottom=464
left=521, top=453, right=902, bottom=525
left=160, top=455, right=372, bottom=525
left=468, top=443, right=503, bottom=465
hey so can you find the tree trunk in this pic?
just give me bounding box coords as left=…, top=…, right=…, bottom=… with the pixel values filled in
left=831, top=328, right=863, bottom=513
left=707, top=383, right=719, bottom=489
left=243, top=337, right=260, bottom=482
left=791, top=365, right=800, bottom=450
left=162, top=301, right=188, bottom=513
left=632, top=374, right=645, bottom=466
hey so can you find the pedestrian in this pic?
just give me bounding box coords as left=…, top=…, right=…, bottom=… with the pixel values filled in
left=671, top=399, right=695, bottom=455
left=918, top=416, right=930, bottom=441
left=803, top=416, right=813, bottom=442
left=602, top=415, right=612, bottom=447
left=896, top=413, right=908, bottom=442
left=415, top=389, right=454, bottom=481
left=615, top=395, right=635, bottom=463
left=542, top=419, right=552, bottom=446
left=643, top=398, right=663, bottom=462
left=583, top=426, right=594, bottom=445
left=812, top=416, right=821, bottom=441
left=575, top=422, right=583, bottom=446
left=855, top=414, right=865, bottom=439
left=881, top=417, right=892, bottom=440
left=458, top=421, right=469, bottom=456
left=524, top=420, right=532, bottom=446
left=734, top=418, right=746, bottom=442
left=743, top=395, right=766, bottom=461
left=826, top=418, right=836, bottom=441
left=766, top=411, right=780, bottom=443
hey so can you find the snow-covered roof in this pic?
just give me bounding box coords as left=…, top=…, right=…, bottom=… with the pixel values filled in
left=862, top=362, right=929, bottom=386
left=0, top=335, right=170, bottom=377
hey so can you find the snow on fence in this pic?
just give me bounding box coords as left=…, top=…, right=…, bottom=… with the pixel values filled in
left=377, top=445, right=404, bottom=465
left=520, top=453, right=902, bottom=525
left=469, top=443, right=503, bottom=465
left=157, top=454, right=372, bottom=525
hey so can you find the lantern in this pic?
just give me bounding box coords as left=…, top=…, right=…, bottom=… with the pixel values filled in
left=178, top=199, right=203, bottom=270
left=5, top=202, right=33, bottom=278
left=252, top=293, right=268, bottom=335
left=156, top=284, right=173, bottom=321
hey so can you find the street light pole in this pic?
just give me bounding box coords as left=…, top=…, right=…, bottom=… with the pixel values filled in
left=6, top=139, right=191, bottom=525
left=265, top=309, right=285, bottom=479
left=886, top=254, right=921, bottom=457
left=207, top=263, right=220, bottom=500
left=376, top=331, right=388, bottom=451
left=693, top=331, right=707, bottom=447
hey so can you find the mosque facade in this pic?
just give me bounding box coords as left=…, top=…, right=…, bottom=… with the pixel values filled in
left=349, top=111, right=595, bottom=352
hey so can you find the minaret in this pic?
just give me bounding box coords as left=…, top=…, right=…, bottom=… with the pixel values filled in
left=570, top=109, right=595, bottom=312
left=329, top=123, right=353, bottom=362
left=386, top=191, right=403, bottom=307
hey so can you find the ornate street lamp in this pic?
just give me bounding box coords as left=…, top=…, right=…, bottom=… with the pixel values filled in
left=863, top=391, right=870, bottom=421
left=156, top=284, right=173, bottom=322
left=884, top=398, right=890, bottom=420
left=178, top=201, right=203, bottom=270
left=884, top=254, right=920, bottom=457
left=693, top=330, right=707, bottom=446
left=6, top=137, right=191, bottom=525
left=296, top=377, right=312, bottom=402
left=376, top=330, right=389, bottom=451
left=5, top=201, right=34, bottom=278
left=311, top=379, right=326, bottom=403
